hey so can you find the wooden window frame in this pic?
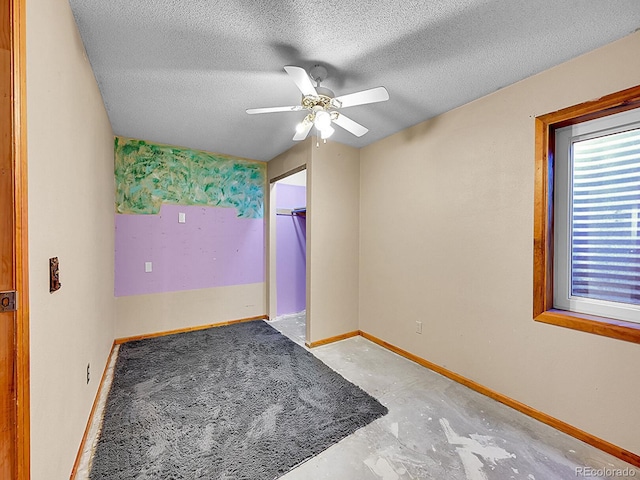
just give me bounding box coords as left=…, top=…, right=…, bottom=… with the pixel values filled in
left=534, top=84, right=640, bottom=344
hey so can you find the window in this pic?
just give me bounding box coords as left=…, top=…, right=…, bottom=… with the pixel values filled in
left=554, top=110, right=640, bottom=323
left=534, top=85, right=640, bottom=343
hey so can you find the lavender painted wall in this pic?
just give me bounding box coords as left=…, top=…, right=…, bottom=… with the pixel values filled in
left=115, top=204, right=264, bottom=296
left=276, top=183, right=306, bottom=315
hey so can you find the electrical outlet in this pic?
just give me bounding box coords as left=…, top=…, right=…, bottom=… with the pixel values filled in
left=416, top=321, right=423, bottom=334
left=87, top=363, right=90, bottom=384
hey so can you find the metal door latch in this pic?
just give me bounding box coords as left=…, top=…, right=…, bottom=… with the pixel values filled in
left=0, top=291, right=17, bottom=312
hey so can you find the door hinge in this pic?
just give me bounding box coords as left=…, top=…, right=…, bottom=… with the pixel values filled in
left=0, top=291, right=17, bottom=312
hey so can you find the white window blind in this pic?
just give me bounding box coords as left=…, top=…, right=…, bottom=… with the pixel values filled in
left=571, top=128, right=640, bottom=306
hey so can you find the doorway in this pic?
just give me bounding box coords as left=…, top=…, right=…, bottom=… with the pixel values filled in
left=1, top=0, right=29, bottom=478
left=270, top=169, right=307, bottom=345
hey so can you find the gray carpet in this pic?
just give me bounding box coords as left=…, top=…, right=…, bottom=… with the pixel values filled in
left=90, top=321, right=387, bottom=479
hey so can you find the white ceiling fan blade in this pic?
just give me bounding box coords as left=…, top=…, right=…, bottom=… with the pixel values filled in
left=334, top=86, right=389, bottom=108
left=284, top=66, right=317, bottom=97
left=333, top=114, right=369, bottom=137
left=246, top=105, right=304, bottom=114
left=293, top=121, right=313, bottom=141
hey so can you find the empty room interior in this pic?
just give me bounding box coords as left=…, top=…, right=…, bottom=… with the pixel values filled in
left=6, top=0, right=640, bottom=479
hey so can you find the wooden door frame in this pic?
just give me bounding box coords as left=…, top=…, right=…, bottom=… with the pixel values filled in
left=10, top=0, right=30, bottom=478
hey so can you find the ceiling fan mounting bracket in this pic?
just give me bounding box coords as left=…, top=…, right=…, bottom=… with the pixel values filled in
left=309, top=65, right=328, bottom=85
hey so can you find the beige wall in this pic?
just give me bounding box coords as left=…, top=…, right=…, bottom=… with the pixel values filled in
left=359, top=31, right=640, bottom=454
left=115, top=283, right=266, bottom=339
left=267, top=139, right=311, bottom=182
left=308, top=141, right=360, bottom=342
left=26, top=1, right=116, bottom=479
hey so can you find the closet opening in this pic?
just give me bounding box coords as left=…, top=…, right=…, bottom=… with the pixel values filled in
left=269, top=168, right=308, bottom=345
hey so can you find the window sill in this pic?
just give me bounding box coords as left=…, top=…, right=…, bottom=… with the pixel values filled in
left=534, top=309, right=640, bottom=344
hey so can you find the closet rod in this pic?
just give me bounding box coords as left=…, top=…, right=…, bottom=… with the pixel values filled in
left=276, top=208, right=307, bottom=216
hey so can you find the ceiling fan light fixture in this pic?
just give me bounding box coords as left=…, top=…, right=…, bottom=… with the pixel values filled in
left=313, top=110, right=332, bottom=130
left=320, top=125, right=334, bottom=139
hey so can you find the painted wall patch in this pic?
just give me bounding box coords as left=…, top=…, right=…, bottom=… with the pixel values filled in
left=115, top=137, right=265, bottom=218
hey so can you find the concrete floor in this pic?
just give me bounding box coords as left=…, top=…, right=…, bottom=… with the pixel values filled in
left=270, top=314, right=639, bottom=480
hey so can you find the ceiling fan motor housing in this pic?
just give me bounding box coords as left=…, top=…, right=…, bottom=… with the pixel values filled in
left=302, top=89, right=341, bottom=111
left=315, top=86, right=335, bottom=98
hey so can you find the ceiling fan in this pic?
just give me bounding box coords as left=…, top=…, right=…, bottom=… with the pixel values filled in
left=246, top=65, right=389, bottom=141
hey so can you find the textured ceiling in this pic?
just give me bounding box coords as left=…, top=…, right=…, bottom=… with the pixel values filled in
left=69, top=0, right=640, bottom=161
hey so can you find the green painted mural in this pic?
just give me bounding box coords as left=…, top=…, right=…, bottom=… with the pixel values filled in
left=115, top=137, right=265, bottom=218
